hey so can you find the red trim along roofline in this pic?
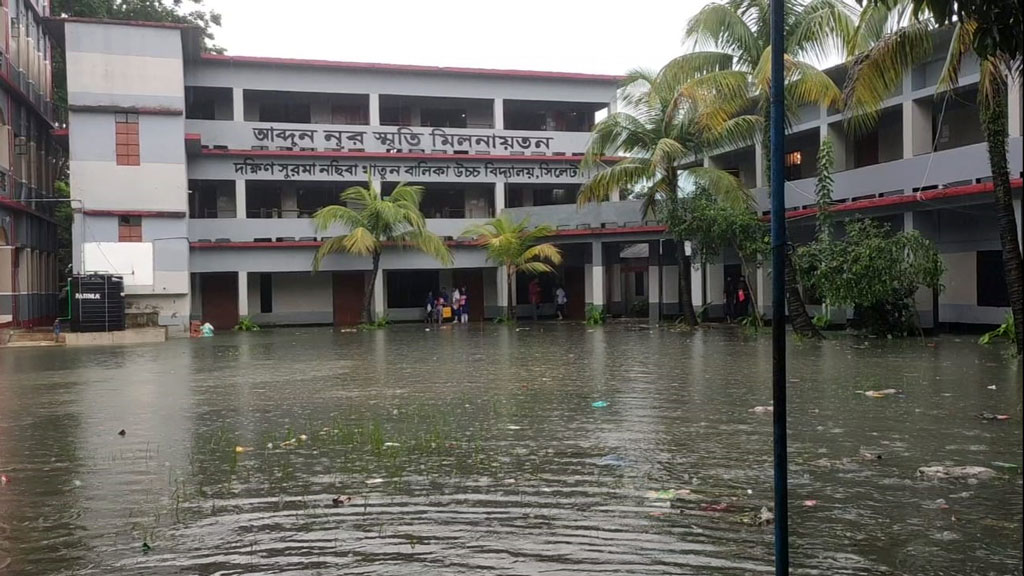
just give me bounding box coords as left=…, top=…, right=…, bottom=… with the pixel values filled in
left=44, top=16, right=196, bottom=30
left=776, top=178, right=1023, bottom=221
left=81, top=209, right=188, bottom=218
left=0, top=197, right=57, bottom=223
left=200, top=148, right=604, bottom=162
left=189, top=226, right=671, bottom=250
left=199, top=53, right=625, bottom=83
left=187, top=179, right=1022, bottom=250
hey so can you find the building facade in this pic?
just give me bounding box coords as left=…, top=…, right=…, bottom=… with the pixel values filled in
left=52, top=19, right=1022, bottom=335
left=0, top=0, right=62, bottom=328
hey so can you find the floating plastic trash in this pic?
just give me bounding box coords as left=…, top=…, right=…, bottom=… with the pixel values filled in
left=592, top=401, right=609, bottom=408
left=365, top=478, right=386, bottom=485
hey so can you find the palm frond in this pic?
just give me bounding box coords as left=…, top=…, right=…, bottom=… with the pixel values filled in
left=682, top=166, right=752, bottom=209
left=936, top=20, right=974, bottom=93
left=844, top=18, right=933, bottom=137
left=340, top=227, right=379, bottom=256
left=684, top=2, right=762, bottom=68
left=517, top=261, right=557, bottom=276
left=311, top=204, right=364, bottom=234
left=578, top=160, right=654, bottom=205
left=312, top=235, right=353, bottom=271
left=787, top=0, right=857, bottom=63
left=521, top=243, right=563, bottom=266
left=394, top=228, right=453, bottom=266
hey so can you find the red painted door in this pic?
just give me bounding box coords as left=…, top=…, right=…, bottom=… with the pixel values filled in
left=333, top=272, right=366, bottom=326
left=201, top=273, right=239, bottom=331
left=564, top=266, right=585, bottom=320
left=452, top=269, right=485, bottom=321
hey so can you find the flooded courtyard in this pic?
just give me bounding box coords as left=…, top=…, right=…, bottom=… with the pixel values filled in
left=1, top=324, right=1021, bottom=575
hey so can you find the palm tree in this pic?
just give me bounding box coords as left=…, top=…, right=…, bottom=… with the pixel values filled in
left=312, top=180, right=452, bottom=322
left=662, top=0, right=854, bottom=338
left=462, top=216, right=562, bottom=320
left=579, top=68, right=755, bottom=326
left=845, top=2, right=1023, bottom=354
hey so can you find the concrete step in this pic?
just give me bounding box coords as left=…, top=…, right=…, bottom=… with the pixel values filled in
left=7, top=332, right=60, bottom=343
left=2, top=340, right=65, bottom=348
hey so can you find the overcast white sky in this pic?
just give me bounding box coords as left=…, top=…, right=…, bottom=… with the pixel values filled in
left=201, top=0, right=707, bottom=75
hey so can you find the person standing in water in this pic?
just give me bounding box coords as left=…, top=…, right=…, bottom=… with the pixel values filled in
left=555, top=285, right=567, bottom=320
left=451, top=286, right=461, bottom=324
left=459, top=285, right=469, bottom=323
left=529, top=278, right=542, bottom=320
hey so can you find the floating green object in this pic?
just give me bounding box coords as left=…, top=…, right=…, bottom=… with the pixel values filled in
left=142, top=542, right=152, bottom=553
left=592, top=401, right=609, bottom=408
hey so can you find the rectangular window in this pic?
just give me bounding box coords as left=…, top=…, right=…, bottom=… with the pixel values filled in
left=634, top=271, right=646, bottom=297
left=115, top=113, right=140, bottom=166
left=386, top=270, right=439, bottom=308
left=118, top=216, right=142, bottom=242
left=259, top=273, right=273, bottom=313
left=977, top=250, right=1009, bottom=307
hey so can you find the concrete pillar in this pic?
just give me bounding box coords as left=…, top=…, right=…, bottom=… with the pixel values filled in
left=1009, top=75, right=1023, bottom=138
left=237, top=271, right=249, bottom=318
left=648, top=240, right=661, bottom=324
left=493, top=98, right=504, bottom=130
left=589, top=240, right=605, bottom=309
left=608, top=97, right=617, bottom=115
left=756, top=266, right=767, bottom=315
left=609, top=188, right=621, bottom=202
left=281, top=185, right=297, bottom=218
left=495, top=266, right=508, bottom=312
left=235, top=180, right=247, bottom=219
left=369, top=93, right=380, bottom=126
left=826, top=123, right=848, bottom=171
left=755, top=142, right=766, bottom=188
left=373, top=270, right=385, bottom=320
left=904, top=98, right=933, bottom=158
left=232, top=88, right=244, bottom=122
left=494, top=181, right=505, bottom=215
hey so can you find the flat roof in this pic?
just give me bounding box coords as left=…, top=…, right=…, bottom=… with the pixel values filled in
left=199, top=53, right=625, bottom=83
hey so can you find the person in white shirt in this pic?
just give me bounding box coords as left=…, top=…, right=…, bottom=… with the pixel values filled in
left=450, top=288, right=461, bottom=323
left=555, top=286, right=567, bottom=320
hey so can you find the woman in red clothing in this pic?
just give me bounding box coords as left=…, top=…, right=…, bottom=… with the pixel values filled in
left=528, top=278, right=542, bottom=320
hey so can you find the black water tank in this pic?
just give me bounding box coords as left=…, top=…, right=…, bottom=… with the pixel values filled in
left=69, top=275, right=126, bottom=333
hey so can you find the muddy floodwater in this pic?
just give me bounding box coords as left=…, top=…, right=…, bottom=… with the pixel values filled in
left=1, top=324, right=1022, bottom=575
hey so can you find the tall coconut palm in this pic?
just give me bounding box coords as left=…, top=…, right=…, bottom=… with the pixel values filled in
left=845, top=1, right=1023, bottom=354
left=662, top=0, right=854, bottom=338
left=462, top=216, right=562, bottom=320
left=312, top=180, right=452, bottom=322
left=579, top=68, right=756, bottom=326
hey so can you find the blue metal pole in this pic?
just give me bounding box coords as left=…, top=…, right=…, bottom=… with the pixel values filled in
left=769, top=0, right=790, bottom=574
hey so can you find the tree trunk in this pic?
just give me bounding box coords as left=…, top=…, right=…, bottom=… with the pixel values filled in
left=507, top=267, right=516, bottom=321
left=785, top=251, right=823, bottom=339
left=676, top=243, right=698, bottom=326
left=981, top=75, right=1024, bottom=356
left=738, top=253, right=763, bottom=327
left=764, top=115, right=819, bottom=338
left=362, top=252, right=380, bottom=323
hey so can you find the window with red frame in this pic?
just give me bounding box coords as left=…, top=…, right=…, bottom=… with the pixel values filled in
left=115, top=113, right=140, bottom=166
left=118, top=216, right=143, bottom=242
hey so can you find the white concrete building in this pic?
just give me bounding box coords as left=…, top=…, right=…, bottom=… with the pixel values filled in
left=48, top=18, right=1023, bottom=334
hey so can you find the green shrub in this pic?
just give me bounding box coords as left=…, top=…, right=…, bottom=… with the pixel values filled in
left=585, top=305, right=608, bottom=325
left=234, top=316, right=261, bottom=331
